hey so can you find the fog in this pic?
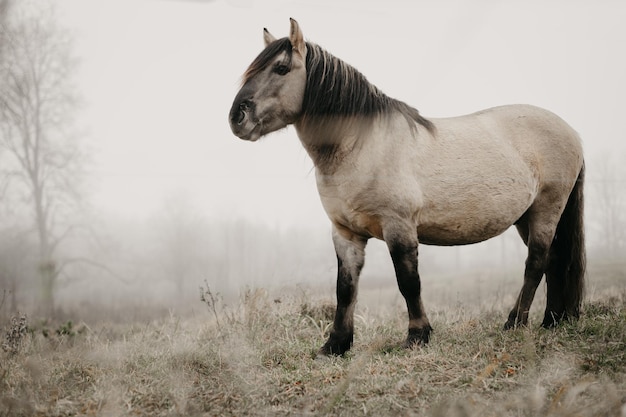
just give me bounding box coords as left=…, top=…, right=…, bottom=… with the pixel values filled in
left=1, top=0, right=625, bottom=319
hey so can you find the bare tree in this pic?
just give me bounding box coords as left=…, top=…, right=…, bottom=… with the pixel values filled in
left=0, top=0, right=12, bottom=197
left=0, top=2, right=83, bottom=316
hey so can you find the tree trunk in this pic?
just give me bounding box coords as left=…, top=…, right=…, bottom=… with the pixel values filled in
left=10, top=277, right=17, bottom=313
left=38, top=259, right=56, bottom=317
left=34, top=181, right=57, bottom=317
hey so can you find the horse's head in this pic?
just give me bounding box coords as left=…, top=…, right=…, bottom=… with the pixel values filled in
left=229, top=18, right=307, bottom=141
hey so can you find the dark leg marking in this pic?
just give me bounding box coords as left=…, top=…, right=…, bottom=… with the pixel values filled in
left=319, top=230, right=366, bottom=356
left=504, top=240, right=549, bottom=329
left=389, top=241, right=432, bottom=347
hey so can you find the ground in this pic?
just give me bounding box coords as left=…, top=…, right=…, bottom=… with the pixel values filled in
left=1, top=262, right=625, bottom=416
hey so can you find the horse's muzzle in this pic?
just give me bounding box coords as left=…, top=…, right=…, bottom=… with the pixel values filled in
left=229, top=98, right=260, bottom=141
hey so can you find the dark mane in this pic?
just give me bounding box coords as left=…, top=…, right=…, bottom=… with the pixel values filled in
left=242, top=38, right=433, bottom=132
left=302, top=42, right=433, bottom=132
left=243, top=38, right=293, bottom=85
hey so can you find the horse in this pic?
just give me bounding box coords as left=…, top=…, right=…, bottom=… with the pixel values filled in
left=228, top=18, right=585, bottom=356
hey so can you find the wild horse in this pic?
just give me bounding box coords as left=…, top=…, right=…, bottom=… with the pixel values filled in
left=229, top=19, right=585, bottom=355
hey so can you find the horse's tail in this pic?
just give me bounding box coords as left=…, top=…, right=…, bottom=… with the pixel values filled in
left=546, top=162, right=586, bottom=325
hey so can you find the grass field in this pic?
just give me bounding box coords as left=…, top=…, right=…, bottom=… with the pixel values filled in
left=1, top=262, right=625, bottom=416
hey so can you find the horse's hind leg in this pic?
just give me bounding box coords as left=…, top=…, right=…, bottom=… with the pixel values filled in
left=319, top=227, right=367, bottom=356
left=505, top=209, right=559, bottom=329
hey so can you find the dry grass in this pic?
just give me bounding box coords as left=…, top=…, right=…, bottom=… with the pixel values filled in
left=1, top=281, right=625, bottom=416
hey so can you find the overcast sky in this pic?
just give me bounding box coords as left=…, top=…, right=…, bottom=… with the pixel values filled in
left=55, top=0, right=626, bottom=229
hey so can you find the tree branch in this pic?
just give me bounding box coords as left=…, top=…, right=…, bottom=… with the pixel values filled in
left=57, top=257, right=131, bottom=285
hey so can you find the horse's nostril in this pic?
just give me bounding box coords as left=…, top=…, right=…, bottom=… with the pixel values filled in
left=230, top=99, right=253, bottom=128
left=235, top=110, right=246, bottom=125
left=234, top=100, right=252, bottom=125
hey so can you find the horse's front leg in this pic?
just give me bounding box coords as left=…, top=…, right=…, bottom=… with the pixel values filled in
left=319, top=226, right=367, bottom=356
left=385, top=226, right=432, bottom=347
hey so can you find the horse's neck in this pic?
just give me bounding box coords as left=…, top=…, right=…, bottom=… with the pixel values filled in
left=295, top=115, right=373, bottom=172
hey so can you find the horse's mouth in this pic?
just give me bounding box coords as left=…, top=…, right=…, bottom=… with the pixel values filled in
left=238, top=123, right=262, bottom=141
left=232, top=116, right=262, bottom=141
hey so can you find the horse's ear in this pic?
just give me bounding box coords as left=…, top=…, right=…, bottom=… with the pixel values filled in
left=289, top=18, right=306, bottom=57
left=263, top=28, right=276, bottom=47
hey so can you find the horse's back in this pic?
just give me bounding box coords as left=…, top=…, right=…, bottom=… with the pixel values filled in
left=435, top=104, right=581, bottom=151
left=470, top=104, right=582, bottom=158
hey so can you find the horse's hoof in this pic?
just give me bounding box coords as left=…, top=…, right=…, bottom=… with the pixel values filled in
left=503, top=320, right=516, bottom=330
left=503, top=319, right=530, bottom=330
left=318, top=333, right=352, bottom=356
left=541, top=311, right=573, bottom=329
left=541, top=318, right=558, bottom=329
left=318, top=344, right=348, bottom=357
left=405, top=325, right=432, bottom=348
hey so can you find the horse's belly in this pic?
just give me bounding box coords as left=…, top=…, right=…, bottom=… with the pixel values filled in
left=417, top=182, right=535, bottom=246
left=417, top=221, right=513, bottom=246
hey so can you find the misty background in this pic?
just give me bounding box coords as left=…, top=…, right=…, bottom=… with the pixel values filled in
left=1, top=0, right=624, bottom=320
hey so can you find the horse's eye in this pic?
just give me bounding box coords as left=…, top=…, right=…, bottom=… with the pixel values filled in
left=274, top=64, right=290, bottom=76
